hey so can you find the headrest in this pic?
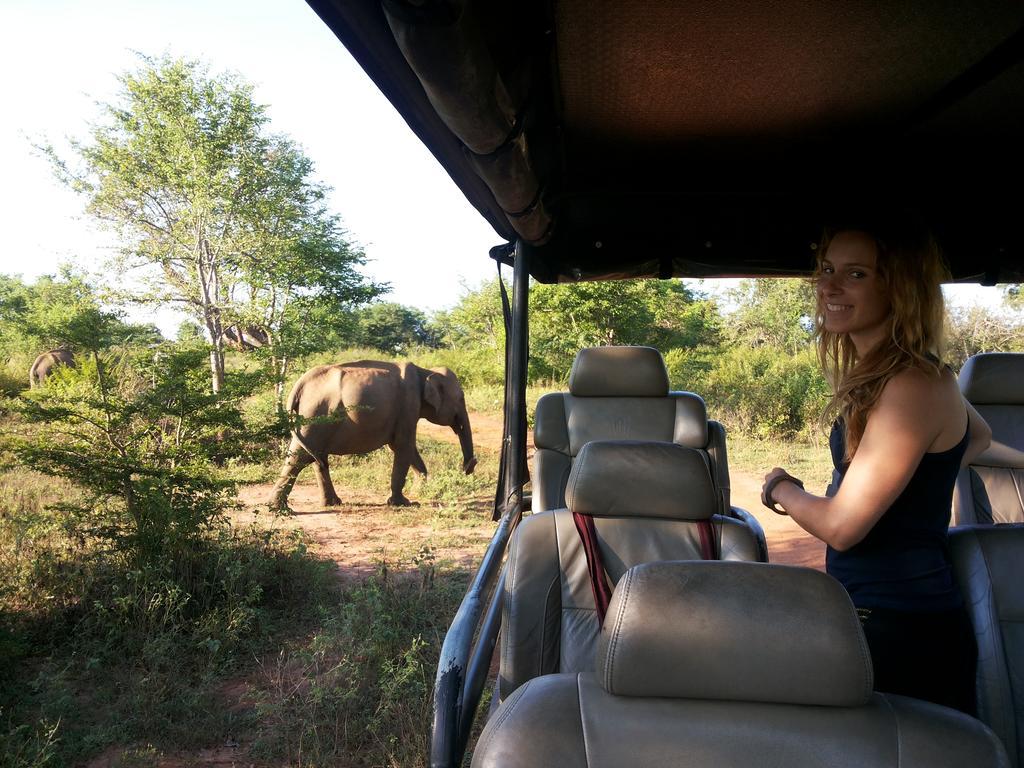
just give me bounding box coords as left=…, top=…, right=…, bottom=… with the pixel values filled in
left=960, top=353, right=1024, bottom=405
left=595, top=561, right=873, bottom=706
left=568, top=346, right=670, bottom=397
left=565, top=441, right=716, bottom=520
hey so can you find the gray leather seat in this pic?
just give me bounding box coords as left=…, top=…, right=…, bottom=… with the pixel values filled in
left=477, top=561, right=1009, bottom=768
left=499, top=440, right=761, bottom=699
left=950, top=524, right=1024, bottom=768
left=954, top=353, right=1024, bottom=525
left=533, top=345, right=767, bottom=558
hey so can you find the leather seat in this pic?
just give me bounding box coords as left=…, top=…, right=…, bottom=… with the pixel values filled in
left=477, top=561, right=1009, bottom=768
left=533, top=345, right=766, bottom=558
left=954, top=353, right=1024, bottom=525
left=950, top=524, right=1024, bottom=768
left=499, top=440, right=761, bottom=699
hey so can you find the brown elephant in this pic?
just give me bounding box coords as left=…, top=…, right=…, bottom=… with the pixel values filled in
left=29, top=348, right=76, bottom=388
left=221, top=325, right=270, bottom=351
left=270, top=361, right=477, bottom=509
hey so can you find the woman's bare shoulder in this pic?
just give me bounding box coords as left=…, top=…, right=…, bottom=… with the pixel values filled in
left=876, top=364, right=964, bottom=441
left=878, top=365, right=945, bottom=404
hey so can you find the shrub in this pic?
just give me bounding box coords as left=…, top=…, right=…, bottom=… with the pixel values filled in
left=663, top=345, right=718, bottom=393
left=701, top=346, right=829, bottom=440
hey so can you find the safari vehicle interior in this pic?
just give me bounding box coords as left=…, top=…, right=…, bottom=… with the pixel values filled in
left=306, top=1, right=1024, bottom=766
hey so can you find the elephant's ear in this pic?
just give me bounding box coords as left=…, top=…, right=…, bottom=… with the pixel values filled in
left=424, top=372, right=443, bottom=412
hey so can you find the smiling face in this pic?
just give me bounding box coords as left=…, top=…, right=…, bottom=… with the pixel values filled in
left=817, top=230, right=892, bottom=354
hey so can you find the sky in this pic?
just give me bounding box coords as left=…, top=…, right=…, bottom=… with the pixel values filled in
left=0, top=0, right=1012, bottom=336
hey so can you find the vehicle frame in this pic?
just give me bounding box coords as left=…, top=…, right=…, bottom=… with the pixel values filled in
left=304, top=2, right=1024, bottom=765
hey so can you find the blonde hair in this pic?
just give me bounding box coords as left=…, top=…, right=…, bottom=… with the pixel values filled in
left=814, top=223, right=950, bottom=460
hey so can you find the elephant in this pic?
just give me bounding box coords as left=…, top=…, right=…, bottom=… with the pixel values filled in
left=221, top=325, right=270, bottom=351
left=29, top=348, right=76, bottom=388
left=269, top=361, right=477, bottom=509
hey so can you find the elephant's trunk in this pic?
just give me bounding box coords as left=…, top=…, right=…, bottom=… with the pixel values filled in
left=456, top=411, right=477, bottom=474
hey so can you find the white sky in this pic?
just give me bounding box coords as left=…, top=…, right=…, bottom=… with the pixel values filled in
left=0, top=0, right=1012, bottom=336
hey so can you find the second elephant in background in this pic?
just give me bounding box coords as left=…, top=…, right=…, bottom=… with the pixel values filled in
left=270, top=361, right=477, bottom=509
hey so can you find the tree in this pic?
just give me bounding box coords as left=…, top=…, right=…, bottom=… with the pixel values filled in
left=46, top=55, right=381, bottom=393
left=944, top=304, right=1024, bottom=369
left=435, top=279, right=507, bottom=350
left=726, top=278, right=816, bottom=353
left=0, top=270, right=160, bottom=364
left=5, top=344, right=244, bottom=569
left=529, top=279, right=720, bottom=381
left=352, top=302, right=436, bottom=353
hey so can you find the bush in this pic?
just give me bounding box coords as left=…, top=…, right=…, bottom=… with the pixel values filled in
left=701, top=346, right=829, bottom=440
left=663, top=345, right=718, bottom=393
left=250, top=559, right=468, bottom=767
left=414, top=345, right=504, bottom=388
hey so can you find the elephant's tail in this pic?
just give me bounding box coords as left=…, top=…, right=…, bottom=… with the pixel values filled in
left=286, top=380, right=328, bottom=472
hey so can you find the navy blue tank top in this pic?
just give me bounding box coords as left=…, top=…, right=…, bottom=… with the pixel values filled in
left=825, top=419, right=968, bottom=612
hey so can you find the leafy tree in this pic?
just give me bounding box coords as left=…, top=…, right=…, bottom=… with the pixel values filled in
left=529, top=279, right=720, bottom=381
left=4, top=344, right=245, bottom=568
left=436, top=277, right=721, bottom=383
left=1005, top=284, right=1023, bottom=310
left=944, top=304, right=1024, bottom=369
left=434, top=279, right=507, bottom=350
left=0, top=271, right=159, bottom=364
left=353, top=302, right=436, bottom=353
left=46, top=55, right=381, bottom=393
left=176, top=320, right=204, bottom=342
left=726, top=278, right=816, bottom=353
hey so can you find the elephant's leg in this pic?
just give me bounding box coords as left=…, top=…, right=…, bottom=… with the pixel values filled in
left=387, top=444, right=416, bottom=506
left=313, top=455, right=342, bottom=507
left=269, top=443, right=314, bottom=510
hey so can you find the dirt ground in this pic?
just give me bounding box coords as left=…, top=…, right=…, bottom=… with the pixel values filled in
left=237, top=411, right=824, bottom=574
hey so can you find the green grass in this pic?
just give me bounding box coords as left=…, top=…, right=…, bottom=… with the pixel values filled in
left=726, top=431, right=836, bottom=495
left=0, top=462, right=339, bottom=767
left=249, top=558, right=470, bottom=767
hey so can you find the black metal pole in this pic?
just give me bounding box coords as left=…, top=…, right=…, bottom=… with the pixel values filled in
left=429, top=241, right=530, bottom=768
left=503, top=240, right=530, bottom=511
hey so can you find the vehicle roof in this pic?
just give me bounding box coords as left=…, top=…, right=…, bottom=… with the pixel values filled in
left=308, top=0, right=1024, bottom=283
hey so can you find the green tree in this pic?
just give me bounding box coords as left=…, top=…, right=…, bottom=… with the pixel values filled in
left=435, top=277, right=721, bottom=383
left=434, top=279, right=507, bottom=350
left=353, top=302, right=436, bottom=353
left=0, top=270, right=159, bottom=364
left=8, top=348, right=235, bottom=563
left=944, top=304, right=1024, bottom=369
left=726, top=278, right=816, bottom=353
left=46, top=55, right=380, bottom=393
left=529, top=279, right=719, bottom=381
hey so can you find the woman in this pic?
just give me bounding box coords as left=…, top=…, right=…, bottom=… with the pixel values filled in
left=761, top=225, right=991, bottom=714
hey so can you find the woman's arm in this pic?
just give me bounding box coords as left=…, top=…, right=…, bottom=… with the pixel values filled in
left=961, top=398, right=992, bottom=468
left=767, top=368, right=943, bottom=551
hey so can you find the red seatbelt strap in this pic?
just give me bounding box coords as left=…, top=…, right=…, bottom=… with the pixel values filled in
left=697, top=519, right=718, bottom=561
left=572, top=514, right=720, bottom=627
left=572, top=511, right=613, bottom=626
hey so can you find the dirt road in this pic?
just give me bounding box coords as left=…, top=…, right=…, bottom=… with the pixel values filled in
left=241, top=411, right=824, bottom=573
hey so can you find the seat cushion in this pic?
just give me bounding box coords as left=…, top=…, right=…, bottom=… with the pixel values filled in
left=568, top=346, right=670, bottom=397
left=595, top=561, right=872, bottom=705
left=955, top=353, right=1024, bottom=525
left=473, top=674, right=1009, bottom=768
left=949, top=524, right=1024, bottom=767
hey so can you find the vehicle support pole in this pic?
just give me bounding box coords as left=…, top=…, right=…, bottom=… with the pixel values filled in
left=429, top=241, right=529, bottom=768
left=504, top=239, right=530, bottom=509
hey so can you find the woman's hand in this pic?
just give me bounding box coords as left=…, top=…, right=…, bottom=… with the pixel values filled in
left=762, top=468, right=804, bottom=513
